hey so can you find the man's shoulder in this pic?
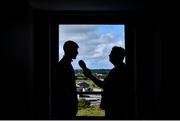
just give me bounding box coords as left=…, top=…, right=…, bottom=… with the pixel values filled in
left=56, top=60, right=67, bottom=69
left=57, top=59, right=68, bottom=65
left=57, top=60, right=73, bottom=71
left=110, top=63, right=127, bottom=74
left=117, top=63, right=126, bottom=69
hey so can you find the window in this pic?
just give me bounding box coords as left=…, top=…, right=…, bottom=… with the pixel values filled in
left=58, top=24, right=125, bottom=117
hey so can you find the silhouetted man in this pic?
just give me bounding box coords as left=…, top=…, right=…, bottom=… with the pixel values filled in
left=81, top=46, right=132, bottom=119
left=54, top=40, right=79, bottom=119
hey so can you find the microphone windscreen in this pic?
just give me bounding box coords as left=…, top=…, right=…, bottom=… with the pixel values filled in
left=78, top=60, right=87, bottom=69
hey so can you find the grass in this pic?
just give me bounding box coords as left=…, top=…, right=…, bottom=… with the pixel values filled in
left=77, top=105, right=105, bottom=116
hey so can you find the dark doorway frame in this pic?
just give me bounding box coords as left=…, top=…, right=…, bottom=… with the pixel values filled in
left=33, top=10, right=136, bottom=119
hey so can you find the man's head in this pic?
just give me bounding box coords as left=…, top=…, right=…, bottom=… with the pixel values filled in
left=63, top=40, right=79, bottom=59
left=109, top=46, right=125, bottom=65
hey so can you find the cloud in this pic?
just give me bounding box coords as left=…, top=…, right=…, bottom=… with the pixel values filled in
left=91, top=44, right=107, bottom=58
left=60, top=25, right=98, bottom=33
left=90, top=41, right=124, bottom=59
left=59, top=25, right=125, bottom=69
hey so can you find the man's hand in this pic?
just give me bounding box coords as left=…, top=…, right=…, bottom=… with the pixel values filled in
left=83, top=68, right=92, bottom=78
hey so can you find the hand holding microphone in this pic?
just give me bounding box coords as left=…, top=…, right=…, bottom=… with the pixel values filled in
left=78, top=60, right=87, bottom=70
left=78, top=60, right=92, bottom=78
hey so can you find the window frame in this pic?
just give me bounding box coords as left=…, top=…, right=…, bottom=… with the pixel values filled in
left=49, top=11, right=134, bottom=119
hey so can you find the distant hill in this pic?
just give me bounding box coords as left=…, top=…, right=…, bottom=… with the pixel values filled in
left=75, top=69, right=110, bottom=74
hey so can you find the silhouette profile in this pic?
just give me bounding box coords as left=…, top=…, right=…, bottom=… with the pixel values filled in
left=53, top=40, right=79, bottom=119
left=79, top=46, right=132, bottom=119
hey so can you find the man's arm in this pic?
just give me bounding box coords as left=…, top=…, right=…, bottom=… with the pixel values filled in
left=83, top=68, right=104, bottom=88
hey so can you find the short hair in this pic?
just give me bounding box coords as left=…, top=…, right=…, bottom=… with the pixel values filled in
left=111, top=46, right=125, bottom=60
left=63, top=40, right=79, bottom=53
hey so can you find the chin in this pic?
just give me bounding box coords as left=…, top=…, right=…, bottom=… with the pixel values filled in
left=73, top=56, right=77, bottom=59
left=109, top=59, right=112, bottom=63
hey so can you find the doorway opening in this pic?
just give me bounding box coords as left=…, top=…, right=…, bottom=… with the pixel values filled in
left=58, top=24, right=125, bottom=117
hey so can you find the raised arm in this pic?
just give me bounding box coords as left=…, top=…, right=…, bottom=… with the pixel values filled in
left=79, top=60, right=104, bottom=88
left=83, top=68, right=104, bottom=88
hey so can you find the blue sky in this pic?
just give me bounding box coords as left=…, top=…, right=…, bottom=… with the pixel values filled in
left=59, top=25, right=125, bottom=69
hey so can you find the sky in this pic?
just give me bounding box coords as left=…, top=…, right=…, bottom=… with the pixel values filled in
left=59, top=25, right=125, bottom=69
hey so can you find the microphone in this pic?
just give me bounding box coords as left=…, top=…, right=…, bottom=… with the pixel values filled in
left=78, top=60, right=87, bottom=70
left=79, top=60, right=92, bottom=78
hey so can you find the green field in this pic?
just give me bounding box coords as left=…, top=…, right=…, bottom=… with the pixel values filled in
left=77, top=105, right=105, bottom=116
left=76, top=69, right=108, bottom=116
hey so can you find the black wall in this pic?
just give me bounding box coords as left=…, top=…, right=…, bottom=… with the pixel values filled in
left=0, top=0, right=34, bottom=119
